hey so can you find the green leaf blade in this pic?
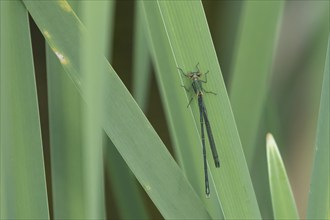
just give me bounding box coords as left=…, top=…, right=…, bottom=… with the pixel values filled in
left=307, top=36, right=330, bottom=219
left=142, top=1, right=261, bottom=219
left=132, top=4, right=151, bottom=111
left=47, top=46, right=87, bottom=218
left=267, top=133, right=299, bottom=219
left=1, top=1, right=49, bottom=219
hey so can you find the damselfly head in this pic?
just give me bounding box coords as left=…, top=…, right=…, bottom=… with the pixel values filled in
left=188, top=71, right=202, bottom=80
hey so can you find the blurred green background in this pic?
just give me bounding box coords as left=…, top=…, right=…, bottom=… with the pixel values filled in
left=1, top=0, right=329, bottom=219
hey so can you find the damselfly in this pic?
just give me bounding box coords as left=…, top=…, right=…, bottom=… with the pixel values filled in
left=178, top=63, right=220, bottom=197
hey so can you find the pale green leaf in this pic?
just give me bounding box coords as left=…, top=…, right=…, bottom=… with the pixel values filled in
left=267, top=133, right=299, bottom=219
left=0, top=1, right=49, bottom=218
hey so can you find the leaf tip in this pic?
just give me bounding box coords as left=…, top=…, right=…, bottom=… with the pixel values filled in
left=266, top=133, right=276, bottom=149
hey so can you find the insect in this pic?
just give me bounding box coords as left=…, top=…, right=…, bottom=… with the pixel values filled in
left=178, top=63, right=220, bottom=197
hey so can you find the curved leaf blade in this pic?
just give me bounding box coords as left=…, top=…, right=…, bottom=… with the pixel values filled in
left=267, top=133, right=299, bottom=219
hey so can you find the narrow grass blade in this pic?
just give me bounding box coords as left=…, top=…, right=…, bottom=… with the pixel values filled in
left=81, top=2, right=111, bottom=218
left=141, top=1, right=261, bottom=219
left=46, top=1, right=86, bottom=218
left=266, top=133, right=299, bottom=219
left=132, top=4, right=151, bottom=111
left=0, top=1, right=49, bottom=219
left=89, top=2, right=150, bottom=218
left=46, top=46, right=86, bottom=218
left=307, top=36, right=330, bottom=219
left=23, top=1, right=210, bottom=218
left=229, top=1, right=284, bottom=166
left=70, top=2, right=149, bottom=218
